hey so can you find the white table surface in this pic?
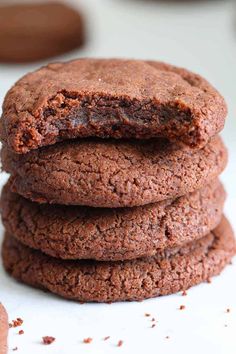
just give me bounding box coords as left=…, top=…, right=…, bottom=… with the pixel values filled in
left=0, top=0, right=236, bottom=353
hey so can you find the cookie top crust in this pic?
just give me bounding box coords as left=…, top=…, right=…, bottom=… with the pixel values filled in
left=0, top=2, right=85, bottom=63
left=0, top=59, right=226, bottom=153
left=1, top=136, right=227, bottom=207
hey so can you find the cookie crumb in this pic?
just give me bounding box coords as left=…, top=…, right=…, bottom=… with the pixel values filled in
left=151, top=324, right=156, bottom=328
left=179, top=305, right=185, bottom=310
left=18, top=330, right=24, bottom=335
left=104, top=336, right=110, bottom=341
left=42, top=336, right=55, bottom=345
left=182, top=290, right=187, bottom=296
left=145, top=313, right=151, bottom=317
left=9, top=318, right=23, bottom=328
left=12, top=347, right=18, bottom=351
left=117, top=340, right=123, bottom=347
left=83, top=337, right=93, bottom=344
left=151, top=318, right=155, bottom=322
left=165, top=336, right=170, bottom=339
left=224, top=324, right=228, bottom=327
left=226, top=308, right=230, bottom=313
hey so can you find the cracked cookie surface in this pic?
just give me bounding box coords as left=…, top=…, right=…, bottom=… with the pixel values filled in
left=1, top=179, right=226, bottom=261
left=0, top=59, right=226, bottom=153
left=1, top=136, right=227, bottom=207
left=2, top=216, right=235, bottom=303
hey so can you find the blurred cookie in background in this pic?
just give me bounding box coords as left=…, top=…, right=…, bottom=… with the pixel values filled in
left=0, top=304, right=8, bottom=354
left=0, top=1, right=85, bottom=63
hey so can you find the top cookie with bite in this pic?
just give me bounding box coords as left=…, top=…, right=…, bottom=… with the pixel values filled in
left=0, top=58, right=227, bottom=153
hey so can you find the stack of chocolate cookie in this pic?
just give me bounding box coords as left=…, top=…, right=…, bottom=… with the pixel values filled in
left=1, top=59, right=235, bottom=302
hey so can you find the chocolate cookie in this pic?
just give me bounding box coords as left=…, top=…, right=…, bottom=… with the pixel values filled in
left=1, top=136, right=227, bottom=207
left=0, top=59, right=226, bottom=153
left=1, top=179, right=226, bottom=261
left=0, top=2, right=85, bottom=63
left=0, top=304, right=8, bottom=354
left=2, top=217, right=235, bottom=303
